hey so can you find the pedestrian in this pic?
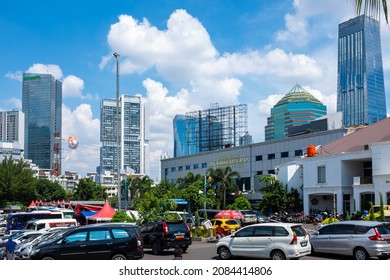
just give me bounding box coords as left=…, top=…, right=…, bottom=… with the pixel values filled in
left=173, top=247, right=183, bottom=260
left=216, top=225, right=226, bottom=240
left=5, top=237, right=16, bottom=260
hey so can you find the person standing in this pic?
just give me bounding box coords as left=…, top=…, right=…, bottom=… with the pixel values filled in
left=5, top=237, right=16, bottom=260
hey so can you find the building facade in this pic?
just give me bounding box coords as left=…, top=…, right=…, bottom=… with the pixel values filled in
left=22, top=73, right=62, bottom=175
left=337, top=15, right=386, bottom=127
left=277, top=117, right=390, bottom=216
left=0, top=110, right=25, bottom=150
left=100, top=95, right=149, bottom=176
left=161, top=128, right=348, bottom=202
left=173, top=114, right=198, bottom=157
left=265, top=84, right=327, bottom=141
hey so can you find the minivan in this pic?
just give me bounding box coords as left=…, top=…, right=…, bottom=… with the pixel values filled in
left=216, top=222, right=311, bottom=260
left=310, top=220, right=390, bottom=260
left=25, top=218, right=78, bottom=231
left=29, top=223, right=144, bottom=260
left=139, top=220, right=192, bottom=255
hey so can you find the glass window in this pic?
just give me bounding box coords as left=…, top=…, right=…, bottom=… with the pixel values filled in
left=268, top=169, right=275, bottom=174
left=111, top=229, right=130, bottom=239
left=235, top=227, right=254, bottom=237
left=193, top=164, right=199, bottom=169
left=255, top=155, right=262, bottom=161
left=268, top=153, right=275, bottom=160
left=319, top=225, right=334, bottom=235
left=178, top=166, right=183, bottom=171
left=201, top=163, right=207, bottom=168
left=281, top=151, right=289, bottom=158
left=256, top=171, right=263, bottom=175
left=291, top=226, right=307, bottom=237
left=332, top=224, right=355, bottom=234
left=295, top=150, right=303, bottom=156
left=273, top=226, right=289, bottom=236
left=171, top=167, right=176, bottom=172
left=253, top=226, right=273, bottom=236
left=317, top=165, right=326, bottom=183
left=185, top=165, right=191, bottom=170
left=65, top=231, right=88, bottom=243
left=89, top=230, right=112, bottom=241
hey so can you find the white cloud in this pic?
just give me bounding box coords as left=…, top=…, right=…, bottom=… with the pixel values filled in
left=26, top=64, right=63, bottom=80
left=62, top=75, right=94, bottom=100
left=62, top=104, right=100, bottom=175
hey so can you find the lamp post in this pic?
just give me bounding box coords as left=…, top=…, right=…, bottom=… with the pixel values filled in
left=113, top=52, right=121, bottom=210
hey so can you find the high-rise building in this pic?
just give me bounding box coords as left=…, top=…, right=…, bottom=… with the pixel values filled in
left=173, top=114, right=201, bottom=157
left=100, top=95, right=149, bottom=176
left=185, top=104, right=248, bottom=154
left=337, top=15, right=386, bottom=127
left=22, top=73, right=62, bottom=175
left=265, top=84, right=327, bottom=141
left=0, top=110, right=25, bottom=149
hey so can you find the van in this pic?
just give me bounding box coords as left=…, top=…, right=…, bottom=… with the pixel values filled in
left=29, top=223, right=144, bottom=260
left=25, top=218, right=78, bottom=231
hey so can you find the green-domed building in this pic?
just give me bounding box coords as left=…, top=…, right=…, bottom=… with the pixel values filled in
left=265, top=84, right=327, bottom=141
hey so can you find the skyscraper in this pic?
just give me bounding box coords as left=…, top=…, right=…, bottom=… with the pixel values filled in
left=173, top=114, right=199, bottom=157
left=337, top=15, right=386, bottom=127
left=0, top=110, right=25, bottom=149
left=265, top=84, right=327, bottom=141
left=22, top=73, right=62, bottom=174
left=100, top=95, right=149, bottom=175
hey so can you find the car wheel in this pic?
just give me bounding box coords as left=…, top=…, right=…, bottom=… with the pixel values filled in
left=218, top=246, right=232, bottom=260
left=152, top=242, right=161, bottom=255
left=42, top=256, right=55, bottom=260
left=111, top=254, right=127, bottom=260
left=353, top=247, right=369, bottom=260
left=270, top=250, right=286, bottom=260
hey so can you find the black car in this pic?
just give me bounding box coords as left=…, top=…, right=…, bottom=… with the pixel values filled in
left=139, top=220, right=192, bottom=255
left=29, top=223, right=144, bottom=260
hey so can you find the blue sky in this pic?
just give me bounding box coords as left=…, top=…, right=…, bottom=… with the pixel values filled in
left=1, top=0, right=389, bottom=180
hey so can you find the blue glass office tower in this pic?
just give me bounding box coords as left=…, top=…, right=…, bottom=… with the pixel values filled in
left=265, top=84, right=327, bottom=141
left=337, top=15, right=386, bottom=127
left=173, top=114, right=199, bottom=157
left=22, top=73, right=62, bottom=174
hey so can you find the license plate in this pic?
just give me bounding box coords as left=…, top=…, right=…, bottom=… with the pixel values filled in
left=301, top=242, right=307, bottom=247
left=175, top=235, right=184, bottom=239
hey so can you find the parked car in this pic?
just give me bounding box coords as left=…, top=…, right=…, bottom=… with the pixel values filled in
left=209, top=218, right=241, bottom=234
left=251, top=210, right=269, bottom=223
left=0, top=230, right=41, bottom=259
left=216, top=222, right=311, bottom=260
left=239, top=210, right=258, bottom=225
left=29, top=223, right=144, bottom=260
left=139, top=220, right=192, bottom=255
left=15, top=228, right=66, bottom=260
left=310, top=220, right=390, bottom=260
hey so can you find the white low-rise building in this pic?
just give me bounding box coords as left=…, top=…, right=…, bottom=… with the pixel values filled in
left=277, top=117, right=390, bottom=216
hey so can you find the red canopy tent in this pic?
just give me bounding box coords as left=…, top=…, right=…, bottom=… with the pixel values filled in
left=28, top=201, right=36, bottom=207
left=86, top=200, right=116, bottom=224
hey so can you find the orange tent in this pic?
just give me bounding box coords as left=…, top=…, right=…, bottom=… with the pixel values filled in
left=28, top=200, right=36, bottom=207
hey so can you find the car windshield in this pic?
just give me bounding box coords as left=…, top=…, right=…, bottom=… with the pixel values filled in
left=225, top=220, right=239, bottom=225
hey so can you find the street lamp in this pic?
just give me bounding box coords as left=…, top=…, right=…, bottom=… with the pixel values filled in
left=113, top=52, right=121, bottom=210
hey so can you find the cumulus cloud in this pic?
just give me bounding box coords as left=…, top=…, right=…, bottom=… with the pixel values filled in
left=26, top=64, right=63, bottom=80
left=62, top=104, right=100, bottom=174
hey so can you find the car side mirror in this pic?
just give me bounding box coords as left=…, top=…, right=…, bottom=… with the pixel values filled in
left=230, top=234, right=235, bottom=238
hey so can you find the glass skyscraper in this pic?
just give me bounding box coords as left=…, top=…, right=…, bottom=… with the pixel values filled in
left=337, top=15, right=386, bottom=127
left=265, top=84, right=327, bottom=141
left=22, top=73, right=62, bottom=174
left=100, top=95, right=149, bottom=175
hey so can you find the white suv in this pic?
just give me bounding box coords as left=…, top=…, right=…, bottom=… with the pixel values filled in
left=216, top=222, right=311, bottom=260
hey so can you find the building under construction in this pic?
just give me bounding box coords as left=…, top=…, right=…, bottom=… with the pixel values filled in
left=185, top=103, right=248, bottom=153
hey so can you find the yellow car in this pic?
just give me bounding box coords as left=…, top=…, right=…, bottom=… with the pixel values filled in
left=210, top=218, right=241, bottom=234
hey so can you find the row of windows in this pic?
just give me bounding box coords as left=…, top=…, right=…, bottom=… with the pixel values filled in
left=255, top=150, right=303, bottom=161
left=168, top=162, right=208, bottom=173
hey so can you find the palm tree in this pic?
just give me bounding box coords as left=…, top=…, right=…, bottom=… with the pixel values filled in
left=176, top=172, right=203, bottom=189
left=207, top=166, right=240, bottom=210
left=353, top=0, right=388, bottom=23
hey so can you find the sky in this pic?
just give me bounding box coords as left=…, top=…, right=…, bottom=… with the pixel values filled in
left=1, top=0, right=389, bottom=181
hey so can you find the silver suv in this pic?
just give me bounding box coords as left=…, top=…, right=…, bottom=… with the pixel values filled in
left=216, top=222, right=311, bottom=260
left=310, top=220, right=390, bottom=260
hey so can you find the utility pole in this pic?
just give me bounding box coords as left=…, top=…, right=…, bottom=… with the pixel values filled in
left=113, top=52, right=121, bottom=210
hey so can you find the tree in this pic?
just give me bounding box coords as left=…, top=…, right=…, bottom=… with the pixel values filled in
left=0, top=157, right=36, bottom=206
left=34, top=178, right=66, bottom=202
left=227, top=195, right=251, bottom=210
left=111, top=211, right=135, bottom=223
left=73, top=178, right=107, bottom=201
left=353, top=0, right=388, bottom=23
left=379, top=192, right=386, bottom=222
left=207, top=166, right=240, bottom=210
left=176, top=172, right=203, bottom=189
left=257, top=178, right=288, bottom=216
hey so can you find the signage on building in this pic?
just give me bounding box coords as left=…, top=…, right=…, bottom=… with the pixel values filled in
left=210, top=155, right=249, bottom=169
left=23, top=75, right=41, bottom=81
